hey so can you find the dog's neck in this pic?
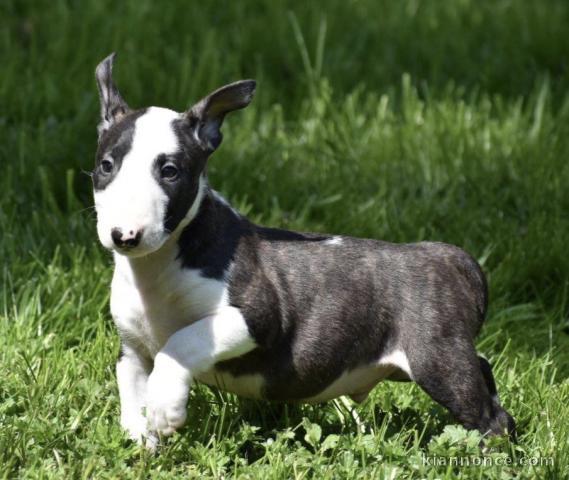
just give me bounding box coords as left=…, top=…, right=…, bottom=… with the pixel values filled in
left=114, top=185, right=245, bottom=284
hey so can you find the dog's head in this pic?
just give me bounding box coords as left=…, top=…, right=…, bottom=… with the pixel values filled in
left=92, top=53, right=255, bottom=257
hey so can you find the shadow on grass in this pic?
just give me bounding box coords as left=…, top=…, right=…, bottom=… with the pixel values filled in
left=184, top=383, right=457, bottom=451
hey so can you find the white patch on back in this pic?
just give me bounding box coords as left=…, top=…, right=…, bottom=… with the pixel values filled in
left=323, top=236, right=343, bottom=246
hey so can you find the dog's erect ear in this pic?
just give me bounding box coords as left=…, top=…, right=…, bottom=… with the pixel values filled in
left=95, top=52, right=130, bottom=138
left=185, top=80, right=256, bottom=152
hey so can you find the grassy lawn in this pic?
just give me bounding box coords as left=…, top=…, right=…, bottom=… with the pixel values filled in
left=1, top=0, right=569, bottom=478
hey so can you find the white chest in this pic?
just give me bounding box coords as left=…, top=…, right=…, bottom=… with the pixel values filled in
left=110, top=251, right=230, bottom=359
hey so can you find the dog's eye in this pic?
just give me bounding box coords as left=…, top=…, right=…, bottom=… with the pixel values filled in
left=100, top=159, right=113, bottom=174
left=161, top=164, right=178, bottom=180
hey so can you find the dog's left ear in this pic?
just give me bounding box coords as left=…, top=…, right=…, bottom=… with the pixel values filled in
left=185, top=80, right=256, bottom=152
left=95, top=52, right=130, bottom=138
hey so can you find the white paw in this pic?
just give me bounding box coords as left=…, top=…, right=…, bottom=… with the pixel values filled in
left=121, top=413, right=148, bottom=441
left=146, top=354, right=191, bottom=437
left=121, top=414, right=158, bottom=449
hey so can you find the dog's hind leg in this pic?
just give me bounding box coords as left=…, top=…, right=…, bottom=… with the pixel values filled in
left=406, top=339, right=516, bottom=439
left=478, top=356, right=516, bottom=440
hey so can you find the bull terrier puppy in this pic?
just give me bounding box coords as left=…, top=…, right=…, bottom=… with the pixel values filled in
left=92, top=53, right=515, bottom=448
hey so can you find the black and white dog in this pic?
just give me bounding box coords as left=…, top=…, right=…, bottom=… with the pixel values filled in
left=93, top=53, right=515, bottom=448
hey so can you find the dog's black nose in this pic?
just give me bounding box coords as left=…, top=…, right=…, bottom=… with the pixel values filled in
left=111, top=228, right=143, bottom=248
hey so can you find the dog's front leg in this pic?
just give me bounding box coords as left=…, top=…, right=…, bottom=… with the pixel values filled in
left=146, top=306, right=256, bottom=437
left=116, top=346, right=153, bottom=445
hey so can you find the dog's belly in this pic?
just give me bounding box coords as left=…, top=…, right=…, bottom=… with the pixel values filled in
left=197, top=350, right=412, bottom=403
left=302, top=364, right=394, bottom=403
left=196, top=370, right=266, bottom=399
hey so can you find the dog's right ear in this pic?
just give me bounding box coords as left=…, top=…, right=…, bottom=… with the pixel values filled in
left=184, top=80, right=256, bottom=152
left=95, top=52, right=130, bottom=138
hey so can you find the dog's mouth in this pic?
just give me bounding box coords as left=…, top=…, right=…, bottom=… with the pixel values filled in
left=111, top=243, right=152, bottom=258
left=115, top=244, right=137, bottom=253
left=108, top=232, right=170, bottom=258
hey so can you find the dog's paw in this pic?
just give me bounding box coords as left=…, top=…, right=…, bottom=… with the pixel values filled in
left=121, top=413, right=148, bottom=442
left=121, top=414, right=159, bottom=449
left=146, top=354, right=190, bottom=437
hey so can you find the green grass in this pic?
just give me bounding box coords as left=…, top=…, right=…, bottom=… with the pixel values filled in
left=1, top=0, right=569, bottom=478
